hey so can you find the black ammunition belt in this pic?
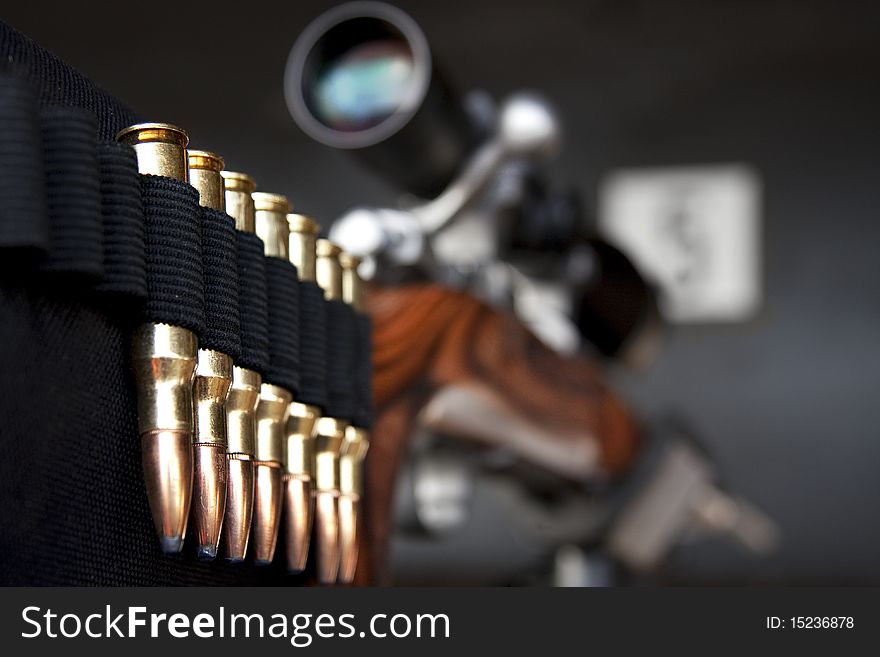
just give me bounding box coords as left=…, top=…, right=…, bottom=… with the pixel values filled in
left=0, top=21, right=372, bottom=585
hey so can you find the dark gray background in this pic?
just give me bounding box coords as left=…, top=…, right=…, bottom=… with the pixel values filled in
left=5, top=0, right=878, bottom=583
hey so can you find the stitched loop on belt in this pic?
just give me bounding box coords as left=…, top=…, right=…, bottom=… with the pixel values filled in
left=263, top=258, right=300, bottom=394
left=95, top=142, right=146, bottom=300
left=236, top=231, right=270, bottom=374
left=0, top=72, right=48, bottom=254
left=353, top=311, right=373, bottom=429
left=325, top=298, right=357, bottom=420
left=297, top=281, right=328, bottom=410
left=200, top=207, right=241, bottom=360
left=39, top=106, right=102, bottom=278
left=140, top=175, right=204, bottom=334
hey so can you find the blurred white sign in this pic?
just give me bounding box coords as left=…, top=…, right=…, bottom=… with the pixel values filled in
left=599, top=164, right=761, bottom=323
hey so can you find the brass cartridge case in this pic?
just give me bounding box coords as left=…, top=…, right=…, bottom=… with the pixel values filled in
left=288, top=214, right=320, bottom=282
left=252, top=192, right=294, bottom=565
left=188, top=149, right=226, bottom=211
left=221, top=171, right=256, bottom=233
left=339, top=252, right=366, bottom=312
left=227, top=367, right=261, bottom=457
left=255, top=384, right=290, bottom=467
left=338, top=254, right=369, bottom=584
left=118, top=123, right=196, bottom=555
left=253, top=192, right=292, bottom=259
left=220, top=169, right=261, bottom=562
left=312, top=239, right=349, bottom=582
left=316, top=239, right=343, bottom=301
left=282, top=213, right=322, bottom=572
left=187, top=149, right=233, bottom=560
left=117, top=123, right=190, bottom=181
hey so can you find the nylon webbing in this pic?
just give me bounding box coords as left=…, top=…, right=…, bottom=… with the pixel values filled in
left=0, top=71, right=48, bottom=254
left=39, top=106, right=102, bottom=278
left=235, top=231, right=270, bottom=374
left=140, top=175, right=204, bottom=334
left=297, top=281, right=328, bottom=410
left=200, top=207, right=241, bottom=360
left=352, top=311, right=374, bottom=429
left=0, top=22, right=141, bottom=139
left=324, top=298, right=357, bottom=420
left=95, top=141, right=146, bottom=300
left=263, top=257, right=301, bottom=395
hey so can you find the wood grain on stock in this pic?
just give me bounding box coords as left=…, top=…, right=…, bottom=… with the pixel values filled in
left=354, top=284, right=639, bottom=584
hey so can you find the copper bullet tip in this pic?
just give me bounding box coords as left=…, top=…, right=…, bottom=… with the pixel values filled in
left=191, top=443, right=228, bottom=560
left=223, top=455, right=255, bottom=562
left=315, top=491, right=341, bottom=584
left=142, top=430, right=193, bottom=554
left=252, top=462, right=283, bottom=565
left=160, top=536, right=184, bottom=555
left=284, top=475, right=313, bottom=573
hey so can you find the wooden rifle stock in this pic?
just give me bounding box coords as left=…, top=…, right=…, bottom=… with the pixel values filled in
left=356, top=283, right=640, bottom=584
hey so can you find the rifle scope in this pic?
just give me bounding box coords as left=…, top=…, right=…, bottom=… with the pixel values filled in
left=285, top=1, right=482, bottom=198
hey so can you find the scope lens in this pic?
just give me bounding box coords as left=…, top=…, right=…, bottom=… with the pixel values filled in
left=312, top=40, right=414, bottom=132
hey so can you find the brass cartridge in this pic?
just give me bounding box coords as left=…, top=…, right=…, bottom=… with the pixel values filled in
left=117, top=123, right=196, bottom=555
left=283, top=213, right=323, bottom=572
left=251, top=191, right=294, bottom=565
left=312, top=239, right=348, bottom=583
left=187, top=149, right=233, bottom=560
left=337, top=252, right=370, bottom=583
left=220, top=169, right=261, bottom=562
